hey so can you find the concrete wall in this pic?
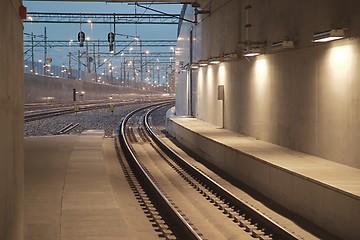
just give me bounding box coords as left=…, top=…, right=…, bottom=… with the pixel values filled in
left=25, top=73, right=164, bottom=103
left=0, top=0, right=24, bottom=240
left=175, top=0, right=360, bottom=168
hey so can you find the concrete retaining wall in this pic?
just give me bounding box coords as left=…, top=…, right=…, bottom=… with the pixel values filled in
left=0, top=1, right=24, bottom=239
left=25, top=73, right=162, bottom=103
left=175, top=0, right=360, bottom=168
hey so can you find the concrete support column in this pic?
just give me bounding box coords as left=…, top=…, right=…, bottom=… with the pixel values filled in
left=0, top=0, right=24, bottom=239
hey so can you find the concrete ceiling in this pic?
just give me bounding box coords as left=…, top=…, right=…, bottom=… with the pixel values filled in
left=24, top=0, right=208, bottom=7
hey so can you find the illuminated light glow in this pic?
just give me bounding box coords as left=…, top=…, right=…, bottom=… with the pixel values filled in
left=313, top=29, right=345, bottom=43
left=87, top=19, right=92, bottom=24
left=146, top=50, right=150, bottom=55
left=27, top=16, right=33, bottom=21
left=329, top=45, right=352, bottom=70
left=218, top=64, right=226, bottom=85
left=104, top=58, right=107, bottom=62
left=24, top=65, right=28, bottom=68
left=253, top=58, right=269, bottom=88
left=86, top=37, right=90, bottom=41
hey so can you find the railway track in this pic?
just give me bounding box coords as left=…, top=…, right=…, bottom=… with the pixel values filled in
left=24, top=96, right=173, bottom=122
left=116, top=104, right=300, bottom=240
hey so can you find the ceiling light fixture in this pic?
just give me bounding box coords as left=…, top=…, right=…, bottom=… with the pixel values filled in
left=313, top=29, right=345, bottom=43
left=243, top=48, right=261, bottom=57
left=191, top=63, right=199, bottom=69
left=271, top=40, right=295, bottom=49
left=209, top=57, right=221, bottom=65
left=199, top=60, right=208, bottom=67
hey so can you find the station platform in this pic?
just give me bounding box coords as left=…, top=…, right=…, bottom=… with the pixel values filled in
left=166, top=115, right=360, bottom=240
left=24, top=131, right=159, bottom=240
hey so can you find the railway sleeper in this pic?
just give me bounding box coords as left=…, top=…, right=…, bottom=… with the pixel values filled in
left=251, top=229, right=266, bottom=238
left=259, top=235, right=273, bottom=240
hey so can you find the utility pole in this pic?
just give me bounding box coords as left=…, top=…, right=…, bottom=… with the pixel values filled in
left=86, top=40, right=90, bottom=74
left=44, top=27, right=47, bottom=75
left=78, top=50, right=81, bottom=80
left=113, top=13, right=116, bottom=54
left=31, top=32, right=35, bottom=73
left=68, top=52, right=72, bottom=79
left=140, top=39, right=143, bottom=83
left=123, top=59, right=126, bottom=87
left=97, top=39, right=101, bottom=66
left=93, top=43, right=97, bottom=81
left=110, top=61, right=113, bottom=84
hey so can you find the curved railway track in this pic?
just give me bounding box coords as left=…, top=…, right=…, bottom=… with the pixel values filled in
left=116, top=104, right=300, bottom=240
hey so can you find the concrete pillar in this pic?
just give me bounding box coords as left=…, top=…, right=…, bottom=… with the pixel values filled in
left=0, top=1, right=24, bottom=240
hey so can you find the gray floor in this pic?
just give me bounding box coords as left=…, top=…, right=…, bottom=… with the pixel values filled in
left=24, top=131, right=159, bottom=240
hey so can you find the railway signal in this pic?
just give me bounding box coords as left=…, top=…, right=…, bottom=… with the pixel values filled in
left=107, top=32, right=115, bottom=43
left=108, top=32, right=115, bottom=53
left=78, top=31, right=85, bottom=47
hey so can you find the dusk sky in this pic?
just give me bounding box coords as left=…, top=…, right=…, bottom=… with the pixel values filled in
left=23, top=1, right=182, bottom=81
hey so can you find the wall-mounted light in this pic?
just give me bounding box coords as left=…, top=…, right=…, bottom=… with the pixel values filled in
left=191, top=63, right=199, bottom=69
left=199, top=60, right=208, bottom=67
left=243, top=48, right=262, bottom=57
left=271, top=40, right=295, bottom=49
left=313, top=29, right=345, bottom=43
left=222, top=52, right=238, bottom=61
left=209, top=57, right=221, bottom=65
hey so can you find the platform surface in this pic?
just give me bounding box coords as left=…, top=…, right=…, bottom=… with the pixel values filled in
left=24, top=131, right=159, bottom=240
left=169, top=116, right=360, bottom=198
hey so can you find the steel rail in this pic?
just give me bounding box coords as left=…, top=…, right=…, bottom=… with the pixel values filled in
left=118, top=103, right=203, bottom=240
left=144, top=105, right=300, bottom=240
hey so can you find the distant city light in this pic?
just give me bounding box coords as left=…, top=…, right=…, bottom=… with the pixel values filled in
left=87, top=19, right=92, bottom=24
